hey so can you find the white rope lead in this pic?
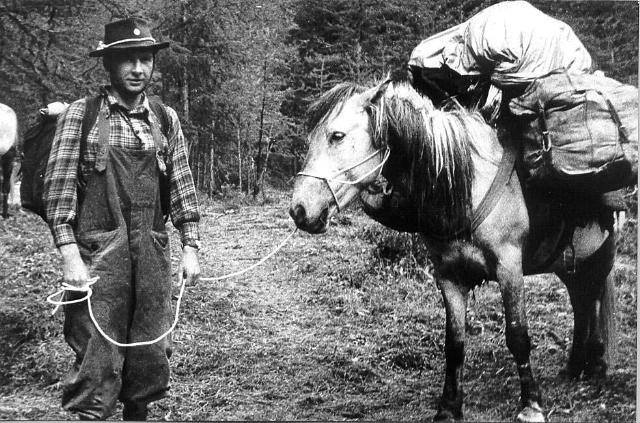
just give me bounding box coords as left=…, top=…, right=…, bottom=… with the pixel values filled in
left=46, top=227, right=298, bottom=347
left=200, top=227, right=298, bottom=282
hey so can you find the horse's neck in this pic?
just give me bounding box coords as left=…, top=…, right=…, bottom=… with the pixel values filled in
left=469, top=124, right=503, bottom=210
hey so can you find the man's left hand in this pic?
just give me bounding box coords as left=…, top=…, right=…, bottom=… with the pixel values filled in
left=181, top=245, right=200, bottom=286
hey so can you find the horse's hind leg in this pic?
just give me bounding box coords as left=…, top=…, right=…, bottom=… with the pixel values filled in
left=1, top=193, right=7, bottom=218
left=560, top=230, right=616, bottom=379
left=0, top=152, right=13, bottom=218
left=0, top=159, right=7, bottom=218
left=561, top=281, right=590, bottom=378
left=434, top=277, right=470, bottom=421
left=584, top=267, right=615, bottom=379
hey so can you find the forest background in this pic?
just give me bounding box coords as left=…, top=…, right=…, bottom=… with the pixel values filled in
left=1, top=0, right=638, bottom=198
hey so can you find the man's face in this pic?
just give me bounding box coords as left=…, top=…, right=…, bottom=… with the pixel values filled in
left=106, top=50, right=154, bottom=97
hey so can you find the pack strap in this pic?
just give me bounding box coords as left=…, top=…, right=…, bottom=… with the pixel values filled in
left=94, top=104, right=110, bottom=172
left=148, top=108, right=168, bottom=174
left=148, top=97, right=170, bottom=136
left=599, top=91, right=631, bottom=144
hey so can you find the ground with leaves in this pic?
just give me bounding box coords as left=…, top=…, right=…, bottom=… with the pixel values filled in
left=0, top=189, right=636, bottom=421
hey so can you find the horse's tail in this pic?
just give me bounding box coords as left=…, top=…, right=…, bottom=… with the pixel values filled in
left=600, top=265, right=617, bottom=368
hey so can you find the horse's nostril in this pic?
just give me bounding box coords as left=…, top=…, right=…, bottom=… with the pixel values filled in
left=318, top=206, right=329, bottom=226
left=289, top=204, right=307, bottom=227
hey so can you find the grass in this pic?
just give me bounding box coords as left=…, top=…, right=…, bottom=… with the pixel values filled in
left=0, top=187, right=636, bottom=421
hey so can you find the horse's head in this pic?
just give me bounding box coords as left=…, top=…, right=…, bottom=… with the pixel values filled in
left=289, top=82, right=389, bottom=233
left=291, top=77, right=480, bottom=236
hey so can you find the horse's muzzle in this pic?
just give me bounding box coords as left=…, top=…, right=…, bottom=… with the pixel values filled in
left=289, top=202, right=329, bottom=234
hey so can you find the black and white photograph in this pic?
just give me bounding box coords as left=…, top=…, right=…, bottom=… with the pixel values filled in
left=0, top=0, right=637, bottom=421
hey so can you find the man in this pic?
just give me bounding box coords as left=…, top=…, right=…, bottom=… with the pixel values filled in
left=44, top=18, right=201, bottom=420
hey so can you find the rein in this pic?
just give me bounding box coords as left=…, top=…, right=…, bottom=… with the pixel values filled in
left=46, top=227, right=298, bottom=347
left=296, top=148, right=391, bottom=212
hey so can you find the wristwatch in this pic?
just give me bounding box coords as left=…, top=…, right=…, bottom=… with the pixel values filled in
left=183, top=239, right=201, bottom=250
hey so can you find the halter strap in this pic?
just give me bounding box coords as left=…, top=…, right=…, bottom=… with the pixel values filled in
left=296, top=148, right=390, bottom=212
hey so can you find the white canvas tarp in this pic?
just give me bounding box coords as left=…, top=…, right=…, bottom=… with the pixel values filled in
left=409, top=1, right=593, bottom=88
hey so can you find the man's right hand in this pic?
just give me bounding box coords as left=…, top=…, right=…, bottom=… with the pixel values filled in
left=59, top=243, right=91, bottom=289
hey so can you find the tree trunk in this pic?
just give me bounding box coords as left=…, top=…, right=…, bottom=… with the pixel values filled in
left=198, top=144, right=205, bottom=192
left=209, top=143, right=215, bottom=197
left=253, top=58, right=269, bottom=197
left=247, top=156, right=253, bottom=195
left=237, top=125, right=242, bottom=193
left=252, top=58, right=267, bottom=197
left=180, top=0, right=190, bottom=121
left=257, top=140, right=273, bottom=199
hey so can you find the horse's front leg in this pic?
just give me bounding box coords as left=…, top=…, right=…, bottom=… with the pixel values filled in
left=1, top=192, right=7, bottom=218
left=0, top=165, right=7, bottom=218
left=434, top=276, right=470, bottom=421
left=497, top=260, right=545, bottom=423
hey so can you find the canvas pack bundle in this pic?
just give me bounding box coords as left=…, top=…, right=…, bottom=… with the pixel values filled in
left=508, top=70, right=638, bottom=194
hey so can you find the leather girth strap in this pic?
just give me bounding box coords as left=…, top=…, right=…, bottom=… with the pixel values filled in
left=469, top=143, right=517, bottom=233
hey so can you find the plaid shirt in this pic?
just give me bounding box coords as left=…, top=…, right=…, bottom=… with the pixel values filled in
left=44, top=87, right=200, bottom=247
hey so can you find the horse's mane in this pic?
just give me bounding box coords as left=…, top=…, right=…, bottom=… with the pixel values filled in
left=306, top=82, right=367, bottom=132
left=366, top=77, right=482, bottom=236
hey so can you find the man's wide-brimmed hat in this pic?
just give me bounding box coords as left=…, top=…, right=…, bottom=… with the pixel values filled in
left=89, top=18, right=169, bottom=57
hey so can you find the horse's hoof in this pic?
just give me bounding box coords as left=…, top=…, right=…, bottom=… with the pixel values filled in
left=558, top=366, right=582, bottom=380
left=516, top=403, right=545, bottom=423
left=583, top=364, right=607, bottom=381
left=433, top=409, right=460, bottom=422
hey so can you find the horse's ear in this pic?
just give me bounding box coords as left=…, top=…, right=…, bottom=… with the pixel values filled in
left=367, top=79, right=391, bottom=106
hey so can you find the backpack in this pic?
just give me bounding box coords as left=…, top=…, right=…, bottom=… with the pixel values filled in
left=21, top=95, right=171, bottom=221
left=508, top=70, right=638, bottom=194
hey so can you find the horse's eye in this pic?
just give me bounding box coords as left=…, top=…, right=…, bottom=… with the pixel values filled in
left=329, top=131, right=345, bottom=143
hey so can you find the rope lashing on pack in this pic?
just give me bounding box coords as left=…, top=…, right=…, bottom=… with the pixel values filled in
left=296, top=148, right=390, bottom=212
left=46, top=227, right=298, bottom=347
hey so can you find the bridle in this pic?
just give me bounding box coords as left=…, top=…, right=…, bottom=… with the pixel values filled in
left=296, top=147, right=391, bottom=212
